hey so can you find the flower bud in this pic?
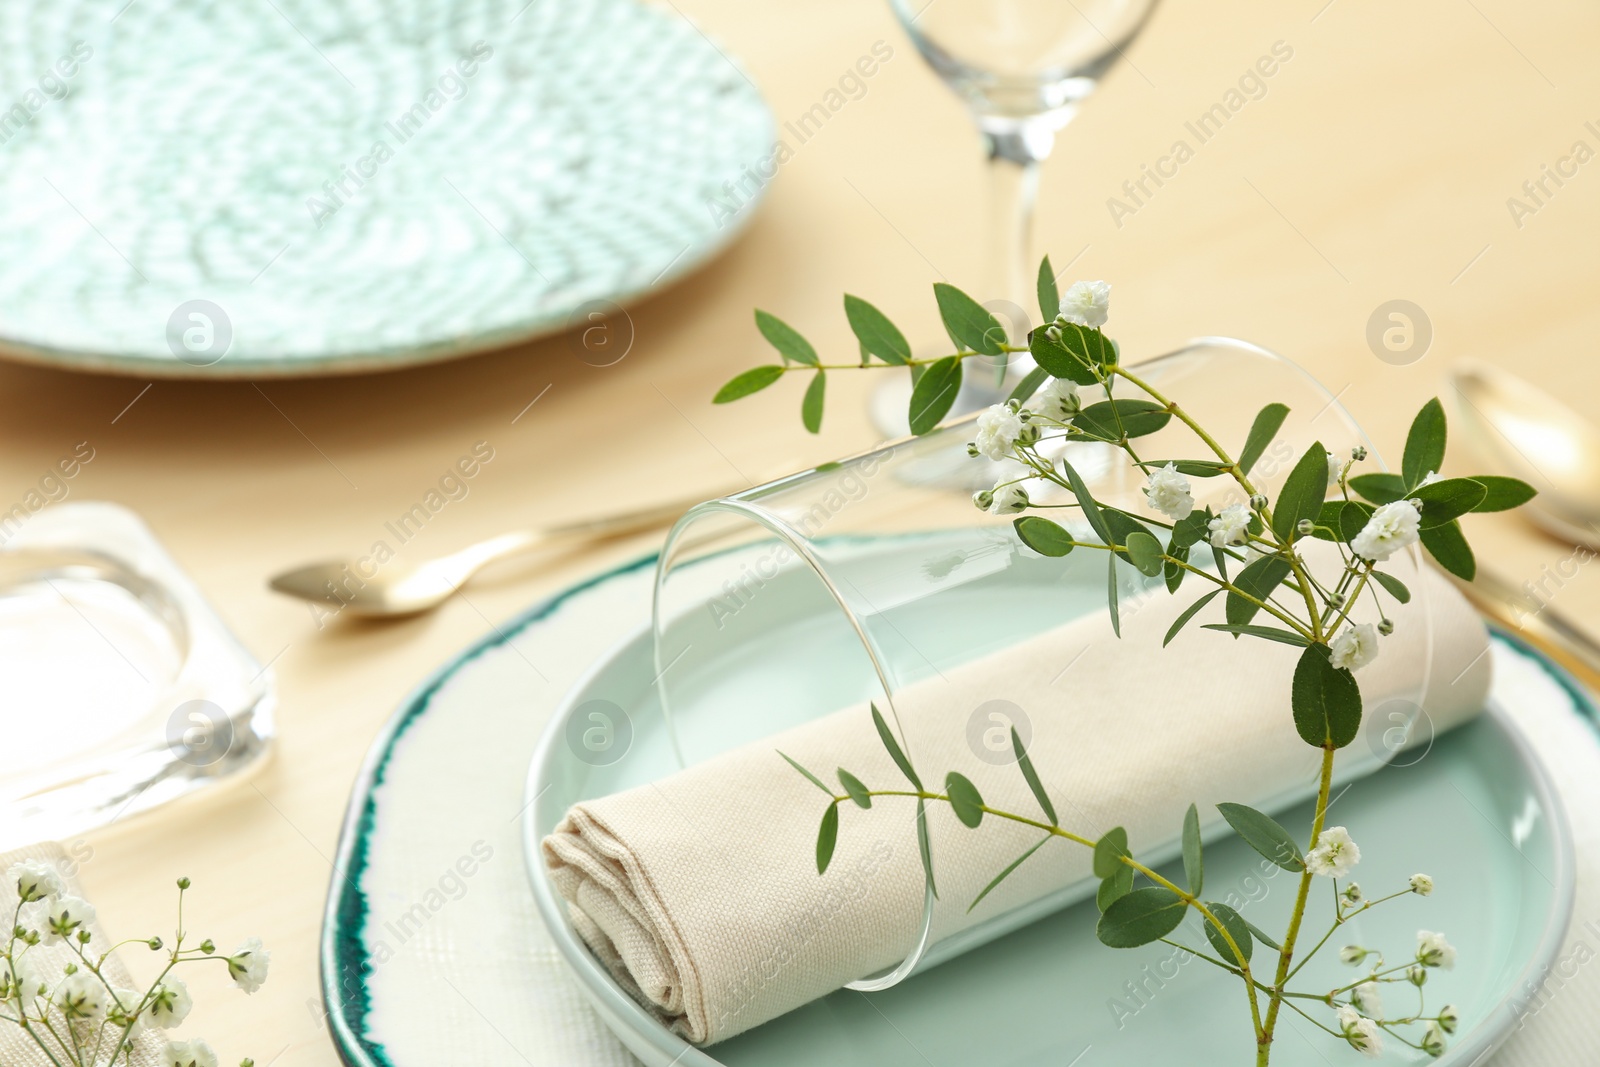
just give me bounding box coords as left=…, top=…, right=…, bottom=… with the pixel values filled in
left=201, top=939, right=216, bottom=954
left=1339, top=945, right=1367, bottom=966
left=972, top=490, right=994, bottom=512
left=1378, top=619, right=1394, bottom=636
left=1421, top=1021, right=1447, bottom=1057
left=1341, top=883, right=1363, bottom=905
left=1351, top=446, right=1367, bottom=461
left=1249, top=494, right=1268, bottom=511
left=177, top=877, right=191, bottom=890
left=1438, top=1004, right=1459, bottom=1033
left=148, top=937, right=163, bottom=950
left=1296, top=518, right=1314, bottom=535
left=966, top=442, right=980, bottom=458
left=1017, top=423, right=1042, bottom=447
left=1408, top=964, right=1428, bottom=986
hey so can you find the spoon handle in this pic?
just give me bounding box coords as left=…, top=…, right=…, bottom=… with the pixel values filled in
left=1452, top=568, right=1600, bottom=692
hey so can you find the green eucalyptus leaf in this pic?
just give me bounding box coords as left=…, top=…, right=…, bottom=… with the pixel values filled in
left=755, top=310, right=818, bottom=366
left=945, top=772, right=985, bottom=828
left=1310, top=499, right=1373, bottom=543
left=843, top=295, right=910, bottom=365
left=1036, top=256, right=1059, bottom=323
left=916, top=796, right=938, bottom=899
left=1472, top=476, right=1537, bottom=512
left=1292, top=645, right=1363, bottom=749
left=1371, top=570, right=1411, bottom=604
left=1244, top=919, right=1281, bottom=951
left=1272, top=442, right=1330, bottom=541
left=1060, top=457, right=1113, bottom=544
left=1007, top=364, right=1052, bottom=407
left=1226, top=555, right=1292, bottom=628
left=1093, top=827, right=1130, bottom=879
left=1421, top=519, right=1475, bottom=580
left=1013, top=727, right=1057, bottom=826
left=1054, top=321, right=1116, bottom=372
left=714, top=365, right=785, bottom=404
left=1164, top=589, right=1222, bottom=647
left=1202, top=902, right=1252, bottom=965
left=1402, top=398, right=1447, bottom=489
left=780, top=751, right=834, bottom=797
left=908, top=356, right=963, bottom=435
left=970, top=836, right=1051, bottom=913
left=1145, top=459, right=1233, bottom=478
left=1097, top=865, right=1135, bottom=912
left=933, top=282, right=1005, bottom=355
left=1182, top=803, right=1204, bottom=897
left=838, top=769, right=872, bottom=809
left=1170, top=511, right=1210, bottom=552
left=1097, top=887, right=1187, bottom=948
left=1201, top=623, right=1311, bottom=647
left=1238, top=403, right=1290, bottom=476
left=801, top=371, right=826, bottom=434
left=1075, top=399, right=1173, bottom=442
left=1125, top=531, right=1165, bottom=576
left=870, top=702, right=921, bottom=790
left=1412, top=477, right=1487, bottom=528
left=1349, top=472, right=1407, bottom=505
left=1013, top=516, right=1076, bottom=557
left=1216, top=802, right=1304, bottom=872
left=816, top=803, right=839, bottom=874
left=1107, top=552, right=1121, bottom=637
left=1164, top=541, right=1190, bottom=593
left=1028, top=327, right=1099, bottom=385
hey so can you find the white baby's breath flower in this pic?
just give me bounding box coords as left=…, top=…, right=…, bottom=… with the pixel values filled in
left=1329, top=623, right=1380, bottom=671
left=5, top=953, right=41, bottom=1006
left=1032, top=378, right=1081, bottom=422
left=1208, top=503, right=1251, bottom=548
left=227, top=937, right=270, bottom=994
left=1336, top=1004, right=1384, bottom=1059
left=1327, top=451, right=1344, bottom=486
left=1057, top=280, right=1111, bottom=328
left=1143, top=463, right=1195, bottom=520
left=148, top=975, right=193, bottom=1028
left=1421, top=1020, right=1448, bottom=1057
left=986, top=482, right=1029, bottom=515
left=1351, top=981, right=1384, bottom=1019
left=44, top=895, right=95, bottom=944
left=110, top=986, right=146, bottom=1037
left=7, top=860, right=61, bottom=903
left=1410, top=873, right=1435, bottom=896
left=163, top=1038, right=219, bottom=1067
left=55, top=969, right=105, bottom=1020
left=1340, top=944, right=1368, bottom=966
left=1419, top=470, right=1445, bottom=487
left=1417, top=930, right=1456, bottom=969
left=973, top=404, right=1024, bottom=462
left=1351, top=500, right=1421, bottom=561
left=1306, top=826, right=1361, bottom=878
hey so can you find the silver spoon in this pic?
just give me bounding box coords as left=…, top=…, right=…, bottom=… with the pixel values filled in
left=1449, top=360, right=1600, bottom=550
left=268, top=490, right=723, bottom=618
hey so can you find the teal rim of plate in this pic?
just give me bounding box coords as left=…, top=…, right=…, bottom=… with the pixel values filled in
left=319, top=550, right=1596, bottom=1067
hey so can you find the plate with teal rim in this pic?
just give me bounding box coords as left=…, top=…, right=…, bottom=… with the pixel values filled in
left=0, top=0, right=771, bottom=378
left=321, top=547, right=1586, bottom=1066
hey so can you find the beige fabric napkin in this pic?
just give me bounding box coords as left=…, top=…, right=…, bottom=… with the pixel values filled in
left=543, top=562, right=1491, bottom=1045
left=0, top=842, right=163, bottom=1065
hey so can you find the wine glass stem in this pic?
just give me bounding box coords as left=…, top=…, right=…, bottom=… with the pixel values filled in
left=977, top=121, right=1056, bottom=389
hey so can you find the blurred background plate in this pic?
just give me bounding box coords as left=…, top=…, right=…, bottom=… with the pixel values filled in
left=0, top=0, right=772, bottom=377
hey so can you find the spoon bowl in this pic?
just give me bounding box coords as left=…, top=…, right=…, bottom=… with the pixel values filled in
left=1449, top=360, right=1600, bottom=549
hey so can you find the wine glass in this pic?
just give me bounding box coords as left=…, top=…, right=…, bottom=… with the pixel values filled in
left=871, top=0, right=1160, bottom=431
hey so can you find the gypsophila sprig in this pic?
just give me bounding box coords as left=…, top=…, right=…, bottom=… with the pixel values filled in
left=1, top=868, right=265, bottom=1067
left=715, top=260, right=1536, bottom=1064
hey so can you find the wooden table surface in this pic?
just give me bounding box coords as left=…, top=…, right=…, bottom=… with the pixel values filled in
left=3, top=0, right=1597, bottom=1061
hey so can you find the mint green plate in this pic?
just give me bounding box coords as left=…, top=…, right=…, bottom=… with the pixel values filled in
left=321, top=549, right=1578, bottom=1066
left=0, top=0, right=770, bottom=377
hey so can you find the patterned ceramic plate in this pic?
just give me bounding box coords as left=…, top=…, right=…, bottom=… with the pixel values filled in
left=0, top=0, right=771, bottom=377
left=320, top=543, right=1595, bottom=1067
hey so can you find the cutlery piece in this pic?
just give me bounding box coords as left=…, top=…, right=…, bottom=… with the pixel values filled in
left=1449, top=360, right=1600, bottom=549
left=1450, top=567, right=1600, bottom=693
left=269, top=490, right=722, bottom=618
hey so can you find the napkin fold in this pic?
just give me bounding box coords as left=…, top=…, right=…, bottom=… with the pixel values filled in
left=0, top=843, right=163, bottom=1066
left=543, top=561, right=1491, bottom=1044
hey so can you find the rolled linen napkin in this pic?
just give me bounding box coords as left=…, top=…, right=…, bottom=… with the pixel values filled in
left=543, top=561, right=1490, bottom=1044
